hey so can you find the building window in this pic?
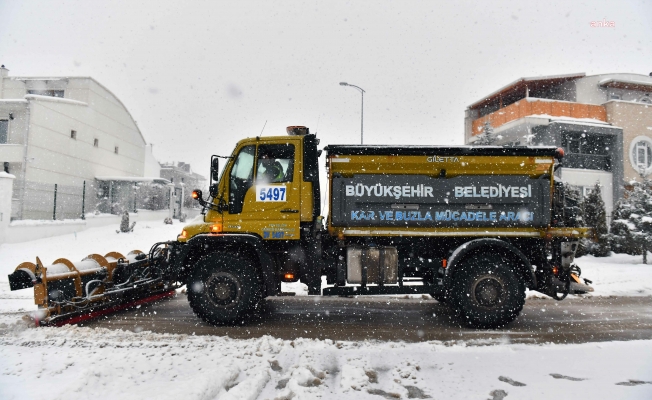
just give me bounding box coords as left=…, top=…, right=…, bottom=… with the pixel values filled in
left=562, top=131, right=613, bottom=172
left=94, top=138, right=99, bottom=147
left=27, top=90, right=64, bottom=98
left=70, top=130, right=77, bottom=140
left=114, top=146, right=119, bottom=154
left=568, top=138, right=581, bottom=154
left=564, top=132, right=609, bottom=156
left=610, top=94, right=621, bottom=100
left=0, top=120, right=7, bottom=144
left=629, top=136, right=652, bottom=175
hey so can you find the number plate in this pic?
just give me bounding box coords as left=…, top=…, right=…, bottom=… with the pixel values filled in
left=257, top=185, right=287, bottom=202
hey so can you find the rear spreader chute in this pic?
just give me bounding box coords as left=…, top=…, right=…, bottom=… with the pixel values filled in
left=7, top=242, right=179, bottom=326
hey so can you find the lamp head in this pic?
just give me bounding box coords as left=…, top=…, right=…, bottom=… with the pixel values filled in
left=339, top=82, right=348, bottom=86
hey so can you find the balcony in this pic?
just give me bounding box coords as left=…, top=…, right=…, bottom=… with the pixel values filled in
left=471, top=98, right=607, bottom=136
left=0, top=144, right=23, bottom=163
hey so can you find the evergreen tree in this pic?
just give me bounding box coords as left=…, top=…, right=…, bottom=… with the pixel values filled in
left=609, top=178, right=652, bottom=263
left=580, top=183, right=610, bottom=257
left=474, top=121, right=496, bottom=145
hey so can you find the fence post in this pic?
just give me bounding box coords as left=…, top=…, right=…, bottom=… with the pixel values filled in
left=53, top=183, right=58, bottom=220
left=81, top=180, right=86, bottom=220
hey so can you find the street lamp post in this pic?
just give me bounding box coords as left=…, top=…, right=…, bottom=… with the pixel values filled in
left=339, top=82, right=365, bottom=144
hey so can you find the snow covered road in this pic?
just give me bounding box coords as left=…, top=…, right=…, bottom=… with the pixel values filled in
left=83, top=293, right=652, bottom=345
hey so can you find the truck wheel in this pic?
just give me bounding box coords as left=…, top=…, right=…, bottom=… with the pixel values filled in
left=451, top=254, right=525, bottom=329
left=187, top=252, right=262, bottom=326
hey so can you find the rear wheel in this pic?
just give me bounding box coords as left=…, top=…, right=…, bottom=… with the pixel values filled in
left=187, top=252, right=262, bottom=325
left=451, top=254, right=525, bottom=329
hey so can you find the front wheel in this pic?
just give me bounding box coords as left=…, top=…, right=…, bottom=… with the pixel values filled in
left=187, top=252, right=262, bottom=326
left=451, top=254, right=525, bottom=329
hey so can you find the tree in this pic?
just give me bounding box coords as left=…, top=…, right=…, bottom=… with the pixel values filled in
left=609, top=178, right=652, bottom=263
left=474, top=121, right=496, bottom=145
left=580, top=183, right=610, bottom=257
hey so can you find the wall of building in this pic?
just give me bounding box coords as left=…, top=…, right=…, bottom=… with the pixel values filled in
left=575, top=73, right=652, bottom=104
left=144, top=144, right=161, bottom=177
left=15, top=96, right=146, bottom=219
left=25, top=96, right=145, bottom=183
left=604, top=100, right=652, bottom=183
left=0, top=66, right=7, bottom=96
left=574, top=75, right=611, bottom=104
left=0, top=172, right=15, bottom=241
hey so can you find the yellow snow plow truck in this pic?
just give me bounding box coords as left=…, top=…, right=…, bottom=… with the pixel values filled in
left=9, top=126, right=594, bottom=328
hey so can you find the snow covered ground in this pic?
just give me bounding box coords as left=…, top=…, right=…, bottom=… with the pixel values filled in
left=1, top=221, right=652, bottom=399
left=1, top=323, right=651, bottom=399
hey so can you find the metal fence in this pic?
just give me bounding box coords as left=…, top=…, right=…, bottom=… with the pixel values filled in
left=12, top=179, right=170, bottom=221
left=12, top=179, right=87, bottom=221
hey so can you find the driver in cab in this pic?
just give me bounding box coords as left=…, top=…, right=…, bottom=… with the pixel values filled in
left=259, top=156, right=285, bottom=183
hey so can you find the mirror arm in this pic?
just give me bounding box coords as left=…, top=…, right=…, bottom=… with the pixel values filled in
left=192, top=190, right=223, bottom=214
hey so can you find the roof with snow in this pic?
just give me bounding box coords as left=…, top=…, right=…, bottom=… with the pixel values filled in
left=468, top=73, right=586, bottom=110
left=6, top=75, right=148, bottom=146
left=599, top=77, right=652, bottom=91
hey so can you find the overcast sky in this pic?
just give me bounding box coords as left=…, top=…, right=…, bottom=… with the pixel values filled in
left=1, top=0, right=651, bottom=174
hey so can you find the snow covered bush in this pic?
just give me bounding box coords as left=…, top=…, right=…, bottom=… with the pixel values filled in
left=473, top=121, right=496, bottom=145
left=609, top=178, right=652, bottom=264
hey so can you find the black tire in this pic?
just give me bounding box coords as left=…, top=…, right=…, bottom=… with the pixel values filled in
left=187, top=252, right=262, bottom=326
left=451, top=253, right=525, bottom=329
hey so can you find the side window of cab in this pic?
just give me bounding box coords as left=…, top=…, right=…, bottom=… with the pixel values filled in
left=229, top=145, right=255, bottom=214
left=255, top=144, right=295, bottom=184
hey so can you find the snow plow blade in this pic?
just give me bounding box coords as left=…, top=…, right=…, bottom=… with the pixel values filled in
left=7, top=244, right=180, bottom=326
left=569, top=272, right=594, bottom=294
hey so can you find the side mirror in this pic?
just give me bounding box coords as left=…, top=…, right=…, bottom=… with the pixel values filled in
left=211, top=157, right=220, bottom=182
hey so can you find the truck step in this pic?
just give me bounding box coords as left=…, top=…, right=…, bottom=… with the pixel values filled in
left=323, top=285, right=432, bottom=296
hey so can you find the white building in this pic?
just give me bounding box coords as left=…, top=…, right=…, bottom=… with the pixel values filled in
left=0, top=65, right=166, bottom=220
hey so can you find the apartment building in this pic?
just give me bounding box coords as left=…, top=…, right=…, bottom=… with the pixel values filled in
left=465, top=72, right=652, bottom=219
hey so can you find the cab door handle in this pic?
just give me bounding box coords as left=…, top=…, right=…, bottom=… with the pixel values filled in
left=281, top=209, right=299, bottom=213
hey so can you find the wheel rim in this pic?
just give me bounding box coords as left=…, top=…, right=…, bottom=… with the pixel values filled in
left=471, top=274, right=505, bottom=308
left=205, top=272, right=242, bottom=308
